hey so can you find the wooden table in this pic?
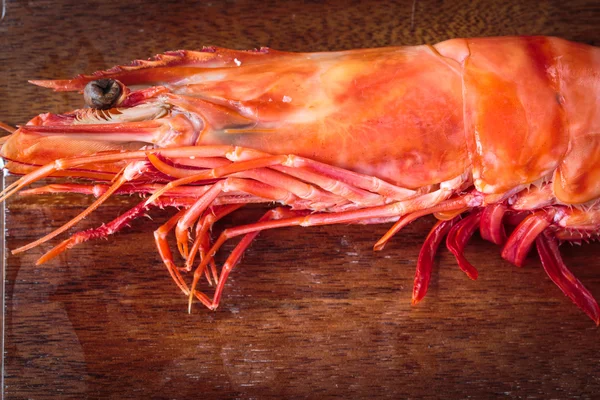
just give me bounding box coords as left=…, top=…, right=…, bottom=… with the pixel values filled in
left=2, top=0, right=600, bottom=398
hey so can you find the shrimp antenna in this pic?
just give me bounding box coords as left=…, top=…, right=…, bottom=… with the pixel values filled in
left=0, top=120, right=16, bottom=134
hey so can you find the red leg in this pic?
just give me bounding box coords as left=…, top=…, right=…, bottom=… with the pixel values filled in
left=153, top=208, right=213, bottom=308
left=446, top=211, right=481, bottom=280
left=502, top=210, right=552, bottom=267
left=174, top=177, right=303, bottom=259
left=154, top=209, right=193, bottom=295
left=373, top=193, right=476, bottom=251
left=480, top=203, right=507, bottom=245
left=147, top=153, right=231, bottom=177
left=0, top=145, right=184, bottom=202
left=19, top=183, right=272, bottom=208
left=186, top=194, right=481, bottom=310
left=194, top=191, right=482, bottom=286
left=237, top=168, right=346, bottom=210
left=188, top=207, right=307, bottom=311
left=19, top=182, right=218, bottom=198
left=272, top=165, right=384, bottom=206
left=144, top=154, right=290, bottom=204
left=412, top=219, right=457, bottom=305
left=150, top=145, right=417, bottom=209
left=185, top=204, right=244, bottom=272
left=205, top=236, right=220, bottom=285
left=36, top=197, right=192, bottom=265
left=536, top=231, right=600, bottom=325
left=174, top=181, right=225, bottom=259
left=287, top=155, right=418, bottom=201
left=149, top=151, right=365, bottom=210
left=12, top=161, right=150, bottom=254
left=1, top=144, right=291, bottom=203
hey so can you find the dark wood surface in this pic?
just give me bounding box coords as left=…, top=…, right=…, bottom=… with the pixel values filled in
left=2, top=0, right=600, bottom=398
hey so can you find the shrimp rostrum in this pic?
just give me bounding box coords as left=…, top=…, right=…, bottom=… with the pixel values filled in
left=2, top=36, right=600, bottom=323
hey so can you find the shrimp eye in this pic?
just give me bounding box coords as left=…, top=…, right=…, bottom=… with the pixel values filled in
left=83, top=79, right=123, bottom=109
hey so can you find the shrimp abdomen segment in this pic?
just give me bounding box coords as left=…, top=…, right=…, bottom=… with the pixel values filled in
left=552, top=39, right=600, bottom=204
left=462, top=36, right=569, bottom=194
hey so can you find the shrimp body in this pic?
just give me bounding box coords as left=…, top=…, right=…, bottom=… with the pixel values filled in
left=2, top=36, right=600, bottom=323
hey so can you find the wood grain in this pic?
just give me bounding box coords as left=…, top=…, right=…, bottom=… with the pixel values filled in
left=2, top=0, right=600, bottom=398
